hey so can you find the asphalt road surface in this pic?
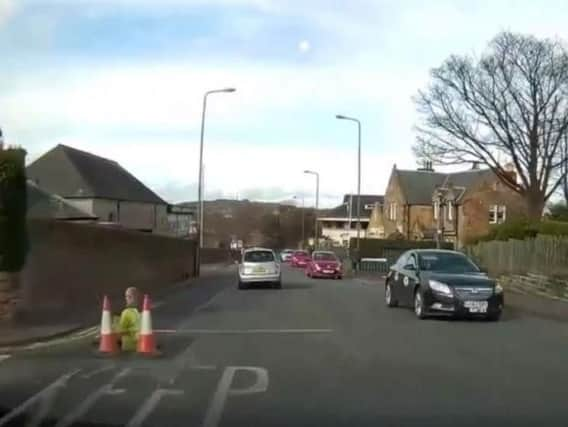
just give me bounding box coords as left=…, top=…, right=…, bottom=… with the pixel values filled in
left=1, top=265, right=568, bottom=426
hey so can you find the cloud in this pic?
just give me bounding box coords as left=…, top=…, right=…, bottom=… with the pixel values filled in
left=0, top=0, right=16, bottom=26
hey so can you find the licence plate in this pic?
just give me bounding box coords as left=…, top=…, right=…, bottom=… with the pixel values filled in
left=253, top=267, right=266, bottom=274
left=464, top=301, right=488, bottom=313
left=323, top=270, right=334, bottom=274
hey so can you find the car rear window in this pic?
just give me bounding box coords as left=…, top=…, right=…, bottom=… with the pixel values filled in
left=313, top=253, right=336, bottom=261
left=244, top=251, right=274, bottom=263
left=294, top=251, right=309, bottom=257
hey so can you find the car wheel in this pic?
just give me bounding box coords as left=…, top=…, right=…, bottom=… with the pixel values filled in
left=414, top=289, right=427, bottom=319
left=385, top=282, right=398, bottom=307
left=238, top=280, right=247, bottom=290
left=487, top=311, right=502, bottom=322
left=273, top=281, right=282, bottom=289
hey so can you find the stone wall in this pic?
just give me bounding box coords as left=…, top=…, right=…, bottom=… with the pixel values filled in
left=499, top=273, right=568, bottom=302
left=17, top=219, right=196, bottom=322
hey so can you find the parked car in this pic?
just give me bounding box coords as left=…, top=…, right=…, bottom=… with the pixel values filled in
left=280, top=249, right=295, bottom=263
left=385, top=249, right=503, bottom=321
left=290, top=250, right=311, bottom=268
left=238, top=247, right=282, bottom=290
left=306, top=251, right=342, bottom=279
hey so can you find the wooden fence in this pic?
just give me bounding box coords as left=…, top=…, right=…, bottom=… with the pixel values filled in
left=466, top=236, right=568, bottom=278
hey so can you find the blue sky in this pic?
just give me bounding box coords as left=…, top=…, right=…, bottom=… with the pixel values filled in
left=1, top=0, right=567, bottom=207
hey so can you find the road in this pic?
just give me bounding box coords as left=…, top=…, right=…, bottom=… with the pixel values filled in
left=1, top=265, right=568, bottom=426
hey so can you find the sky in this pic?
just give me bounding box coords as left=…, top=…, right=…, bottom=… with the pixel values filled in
left=0, top=0, right=567, bottom=208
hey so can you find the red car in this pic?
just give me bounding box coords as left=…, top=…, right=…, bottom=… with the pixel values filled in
left=290, top=250, right=311, bottom=268
left=306, top=251, right=343, bottom=279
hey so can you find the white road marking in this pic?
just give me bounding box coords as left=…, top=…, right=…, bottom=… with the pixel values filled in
left=0, top=370, right=80, bottom=427
left=0, top=355, right=10, bottom=363
left=126, top=389, right=183, bottom=427
left=203, top=366, right=269, bottom=427
left=193, top=288, right=230, bottom=313
left=81, top=364, right=115, bottom=379
left=155, top=328, right=333, bottom=335
left=55, top=368, right=130, bottom=427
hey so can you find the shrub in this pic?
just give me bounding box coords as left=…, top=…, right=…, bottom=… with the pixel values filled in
left=0, top=148, right=29, bottom=272
left=537, top=220, right=568, bottom=236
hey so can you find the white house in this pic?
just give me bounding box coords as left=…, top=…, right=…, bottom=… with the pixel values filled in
left=318, top=194, right=384, bottom=247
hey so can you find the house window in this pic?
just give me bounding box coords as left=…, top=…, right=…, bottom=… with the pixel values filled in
left=447, top=201, right=453, bottom=221
left=364, top=203, right=374, bottom=210
left=489, top=205, right=506, bottom=224
left=389, top=203, right=397, bottom=221
left=433, top=201, right=439, bottom=220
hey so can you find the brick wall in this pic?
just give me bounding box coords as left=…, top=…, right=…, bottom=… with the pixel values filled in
left=383, top=172, right=406, bottom=236
left=460, top=177, right=526, bottom=244
left=19, top=220, right=196, bottom=321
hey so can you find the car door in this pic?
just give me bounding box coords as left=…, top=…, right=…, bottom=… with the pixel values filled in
left=389, top=252, right=408, bottom=303
left=400, top=252, right=420, bottom=305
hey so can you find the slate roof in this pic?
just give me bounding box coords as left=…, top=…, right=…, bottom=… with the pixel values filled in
left=322, top=194, right=384, bottom=219
left=27, top=181, right=97, bottom=220
left=395, top=168, right=495, bottom=205
left=26, top=145, right=166, bottom=204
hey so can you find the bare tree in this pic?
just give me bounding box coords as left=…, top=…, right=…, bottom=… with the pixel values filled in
left=415, top=32, right=568, bottom=219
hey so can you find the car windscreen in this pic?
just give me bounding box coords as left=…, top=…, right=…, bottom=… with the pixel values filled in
left=313, top=253, right=337, bottom=261
left=244, top=251, right=274, bottom=263
left=418, top=252, right=480, bottom=274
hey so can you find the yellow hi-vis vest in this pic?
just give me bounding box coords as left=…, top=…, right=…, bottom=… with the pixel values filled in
left=118, top=307, right=141, bottom=351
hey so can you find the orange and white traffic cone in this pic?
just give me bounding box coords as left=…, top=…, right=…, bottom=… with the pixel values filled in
left=137, top=294, right=159, bottom=356
left=99, top=295, right=118, bottom=355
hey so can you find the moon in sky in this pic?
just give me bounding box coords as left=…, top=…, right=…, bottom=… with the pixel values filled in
left=298, top=40, right=311, bottom=53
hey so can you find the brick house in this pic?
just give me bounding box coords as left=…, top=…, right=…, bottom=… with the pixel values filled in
left=27, top=144, right=171, bottom=233
left=383, top=163, right=526, bottom=247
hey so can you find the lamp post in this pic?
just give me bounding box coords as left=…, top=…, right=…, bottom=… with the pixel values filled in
left=336, top=114, right=362, bottom=254
left=196, top=87, right=236, bottom=275
left=303, top=170, right=319, bottom=250
left=294, top=195, right=305, bottom=248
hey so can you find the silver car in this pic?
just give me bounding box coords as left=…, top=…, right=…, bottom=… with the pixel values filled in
left=238, top=247, right=282, bottom=289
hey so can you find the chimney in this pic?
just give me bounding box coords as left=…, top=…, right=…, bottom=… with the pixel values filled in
left=471, top=161, right=480, bottom=170
left=418, top=160, right=434, bottom=172
left=503, top=162, right=517, bottom=184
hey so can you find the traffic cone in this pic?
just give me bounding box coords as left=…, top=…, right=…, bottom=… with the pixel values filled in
left=137, top=294, right=159, bottom=356
left=99, top=295, right=118, bottom=355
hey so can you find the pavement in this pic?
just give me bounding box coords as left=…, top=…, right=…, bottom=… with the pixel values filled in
left=1, top=265, right=568, bottom=426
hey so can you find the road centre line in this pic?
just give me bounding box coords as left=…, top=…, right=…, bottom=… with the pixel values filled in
left=155, top=328, right=334, bottom=334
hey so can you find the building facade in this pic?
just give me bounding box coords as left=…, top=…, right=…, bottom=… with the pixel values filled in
left=383, top=164, right=526, bottom=247
left=27, top=144, right=171, bottom=234
left=318, top=194, right=384, bottom=247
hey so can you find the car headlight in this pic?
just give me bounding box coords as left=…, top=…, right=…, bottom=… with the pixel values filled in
left=314, top=264, right=321, bottom=270
left=494, top=284, right=504, bottom=294
left=429, top=280, right=453, bottom=296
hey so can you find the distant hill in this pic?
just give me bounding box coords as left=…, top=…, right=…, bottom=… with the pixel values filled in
left=178, top=198, right=328, bottom=248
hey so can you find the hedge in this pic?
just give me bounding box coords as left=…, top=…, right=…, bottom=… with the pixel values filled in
left=0, top=148, right=28, bottom=272
left=467, top=218, right=568, bottom=245
left=349, top=237, right=453, bottom=259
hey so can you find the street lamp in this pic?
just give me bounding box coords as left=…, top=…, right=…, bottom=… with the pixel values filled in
left=304, top=170, right=319, bottom=250
left=293, top=195, right=305, bottom=248
left=196, top=88, right=236, bottom=273
left=336, top=114, right=362, bottom=254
